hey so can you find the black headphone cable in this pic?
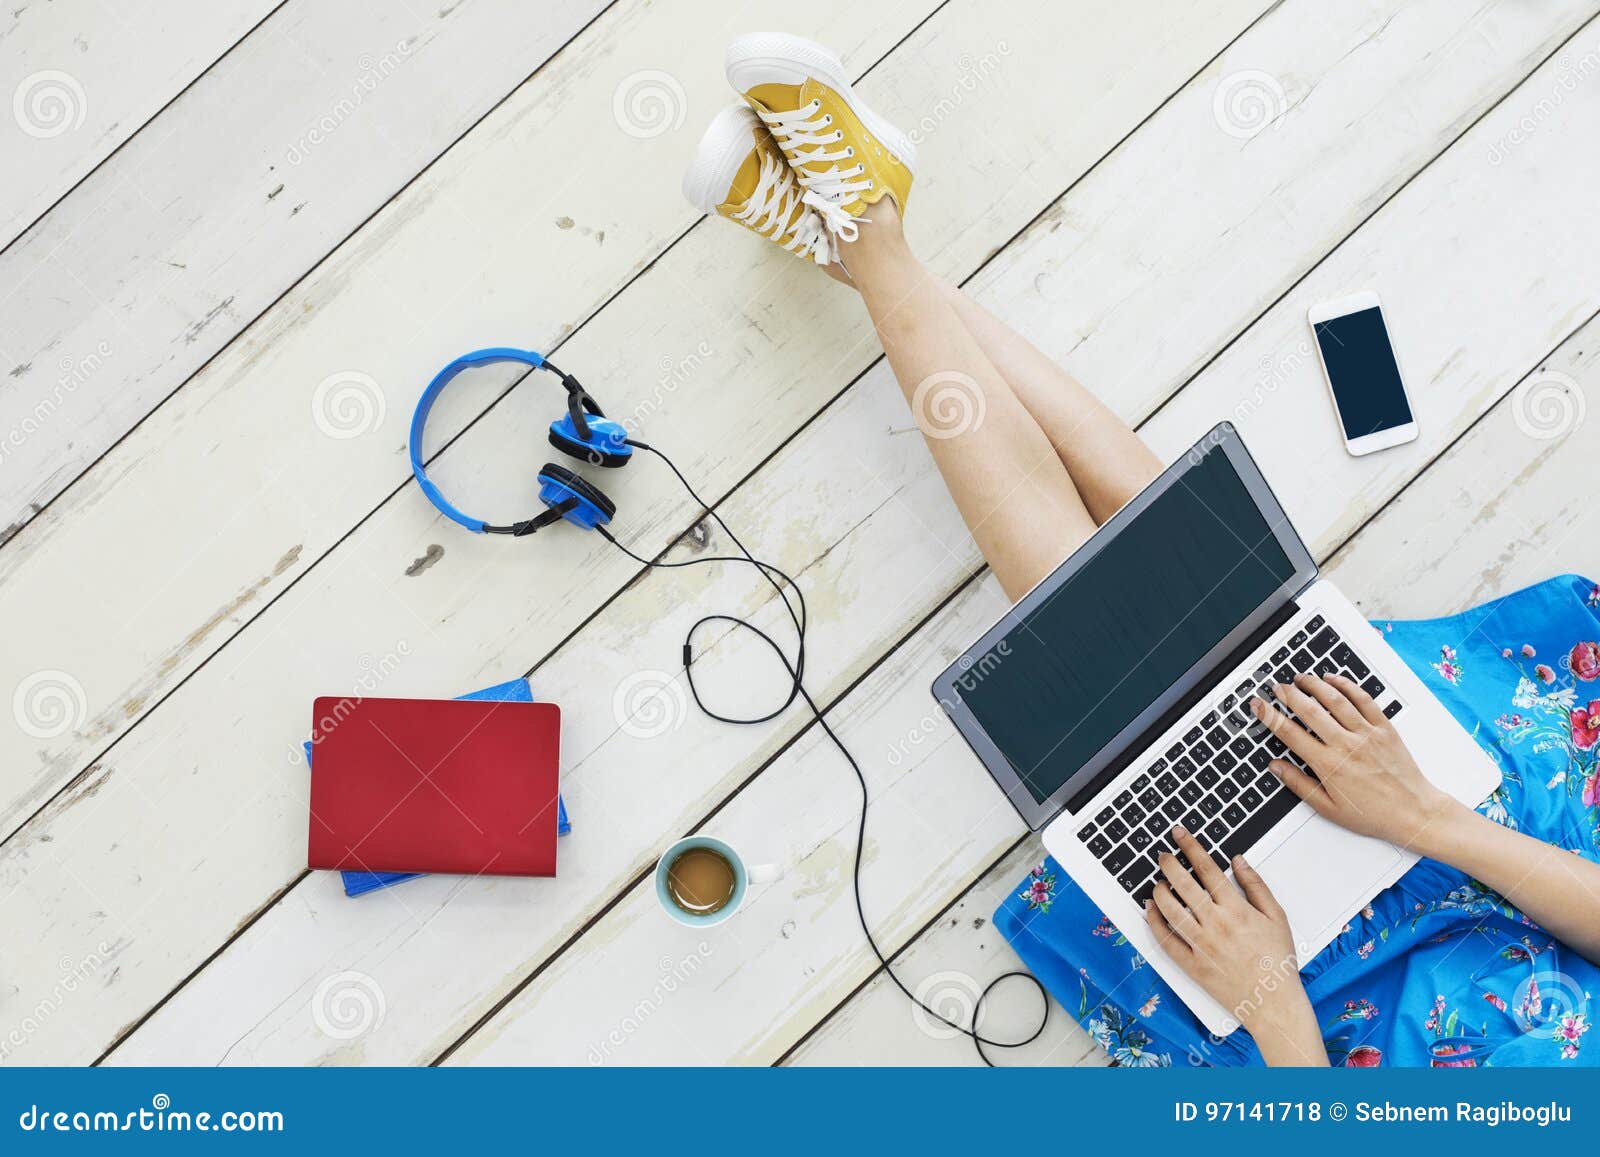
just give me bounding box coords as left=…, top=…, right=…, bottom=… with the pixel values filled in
left=593, top=438, right=1049, bottom=1066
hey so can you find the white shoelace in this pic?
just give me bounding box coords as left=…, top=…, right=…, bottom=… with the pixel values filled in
left=757, top=100, right=873, bottom=243
left=731, top=146, right=834, bottom=264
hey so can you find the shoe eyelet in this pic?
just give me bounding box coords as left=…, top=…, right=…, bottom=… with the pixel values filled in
left=846, top=146, right=854, bottom=157
left=835, top=131, right=845, bottom=142
left=823, top=114, right=833, bottom=125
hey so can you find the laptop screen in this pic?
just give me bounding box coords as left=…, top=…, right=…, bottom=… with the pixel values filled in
left=953, top=441, right=1297, bottom=807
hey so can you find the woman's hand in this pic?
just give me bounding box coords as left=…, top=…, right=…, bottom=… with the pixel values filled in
left=1250, top=673, right=1461, bottom=852
left=1249, top=672, right=1600, bottom=967
left=1144, top=828, right=1325, bottom=1064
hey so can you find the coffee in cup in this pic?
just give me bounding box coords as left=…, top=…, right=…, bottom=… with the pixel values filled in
left=664, top=845, right=738, bottom=915
left=654, top=836, right=777, bottom=927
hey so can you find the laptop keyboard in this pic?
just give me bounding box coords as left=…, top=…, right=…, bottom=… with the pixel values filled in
left=1075, top=613, right=1403, bottom=906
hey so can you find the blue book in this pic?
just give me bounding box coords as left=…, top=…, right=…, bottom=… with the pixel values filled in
left=302, top=677, right=569, bottom=897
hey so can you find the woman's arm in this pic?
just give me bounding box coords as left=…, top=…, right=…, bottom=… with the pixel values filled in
left=1411, top=805, right=1600, bottom=963
left=1252, top=672, right=1600, bottom=964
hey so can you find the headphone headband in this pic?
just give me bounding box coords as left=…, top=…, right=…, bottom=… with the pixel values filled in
left=409, top=346, right=552, bottom=533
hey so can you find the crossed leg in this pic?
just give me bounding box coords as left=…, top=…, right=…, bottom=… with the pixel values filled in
left=836, top=200, right=1161, bottom=600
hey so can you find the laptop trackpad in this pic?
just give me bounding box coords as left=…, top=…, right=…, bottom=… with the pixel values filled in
left=1250, top=815, right=1409, bottom=953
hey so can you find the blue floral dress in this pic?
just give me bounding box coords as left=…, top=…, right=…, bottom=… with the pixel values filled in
left=995, top=574, right=1600, bottom=1067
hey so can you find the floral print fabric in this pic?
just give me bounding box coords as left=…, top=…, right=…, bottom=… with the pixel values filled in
left=995, top=574, right=1600, bottom=1066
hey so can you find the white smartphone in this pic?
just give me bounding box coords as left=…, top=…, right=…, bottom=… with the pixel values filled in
left=1307, top=290, right=1419, bottom=456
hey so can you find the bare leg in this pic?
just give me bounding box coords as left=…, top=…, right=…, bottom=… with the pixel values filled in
left=838, top=202, right=1094, bottom=601
left=824, top=260, right=1161, bottom=523
left=934, top=281, right=1161, bottom=522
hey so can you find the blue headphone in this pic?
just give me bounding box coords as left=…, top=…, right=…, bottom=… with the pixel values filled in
left=409, top=347, right=632, bottom=536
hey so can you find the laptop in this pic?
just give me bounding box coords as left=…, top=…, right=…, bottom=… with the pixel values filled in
left=931, top=422, right=1499, bottom=1035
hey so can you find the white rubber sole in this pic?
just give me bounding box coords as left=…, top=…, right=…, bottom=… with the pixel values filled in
left=724, top=31, right=918, bottom=175
left=682, top=103, right=760, bottom=212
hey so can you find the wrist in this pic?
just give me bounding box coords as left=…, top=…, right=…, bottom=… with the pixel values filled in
left=1398, top=790, right=1477, bottom=859
left=1240, top=986, right=1326, bottom=1066
left=1238, top=981, right=1311, bottom=1032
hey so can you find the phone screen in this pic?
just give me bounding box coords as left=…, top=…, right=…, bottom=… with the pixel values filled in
left=1312, top=306, right=1413, bottom=439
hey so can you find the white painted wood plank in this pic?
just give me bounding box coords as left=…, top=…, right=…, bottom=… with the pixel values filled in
left=784, top=840, right=1109, bottom=1067
left=0, top=0, right=944, bottom=841
left=71, top=0, right=1277, bottom=1065
left=1137, top=48, right=1600, bottom=556
left=434, top=19, right=1600, bottom=1065
left=785, top=840, right=1109, bottom=1067
left=0, top=0, right=607, bottom=543
left=0, top=0, right=273, bottom=247
left=99, top=0, right=1581, bottom=1066
left=968, top=0, right=1586, bottom=427
left=797, top=319, right=1600, bottom=1066
left=1324, top=327, right=1600, bottom=621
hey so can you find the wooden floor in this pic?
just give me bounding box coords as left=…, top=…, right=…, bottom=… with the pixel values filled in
left=1, top=0, right=1597, bottom=1066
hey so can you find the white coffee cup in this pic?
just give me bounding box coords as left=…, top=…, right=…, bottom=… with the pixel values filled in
left=655, top=836, right=778, bottom=927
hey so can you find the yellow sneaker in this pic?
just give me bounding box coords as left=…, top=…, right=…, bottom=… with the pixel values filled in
left=683, top=103, right=833, bottom=264
left=725, top=32, right=916, bottom=245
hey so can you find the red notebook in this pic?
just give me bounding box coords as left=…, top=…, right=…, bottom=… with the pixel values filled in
left=306, top=696, right=561, bottom=877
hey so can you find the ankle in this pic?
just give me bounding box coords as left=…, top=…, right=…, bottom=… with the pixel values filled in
left=836, top=198, right=911, bottom=282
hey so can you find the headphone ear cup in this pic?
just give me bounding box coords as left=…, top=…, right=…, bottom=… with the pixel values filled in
left=536, top=463, right=616, bottom=528
left=547, top=427, right=628, bottom=469
left=548, top=415, right=632, bottom=468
